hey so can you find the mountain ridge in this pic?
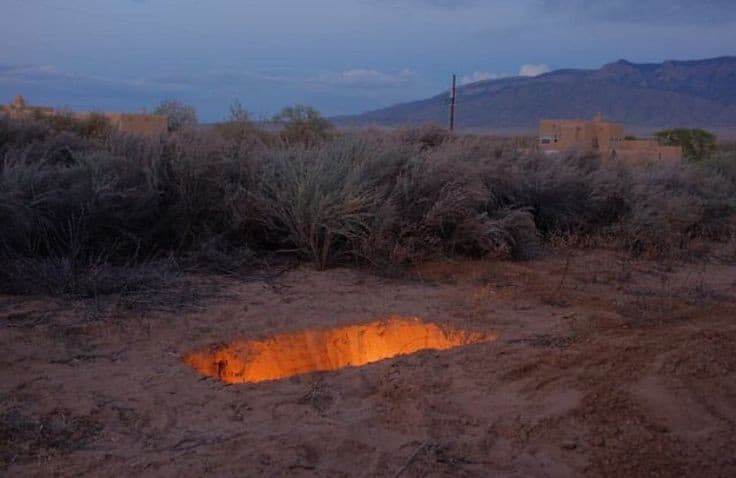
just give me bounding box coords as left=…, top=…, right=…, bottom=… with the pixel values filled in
left=334, top=56, right=736, bottom=131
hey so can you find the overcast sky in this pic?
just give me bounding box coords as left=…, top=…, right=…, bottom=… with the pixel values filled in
left=1, top=0, right=734, bottom=121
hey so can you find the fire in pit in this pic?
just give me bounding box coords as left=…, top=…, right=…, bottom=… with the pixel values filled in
left=184, top=316, right=496, bottom=384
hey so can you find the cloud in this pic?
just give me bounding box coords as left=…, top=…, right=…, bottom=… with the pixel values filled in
left=0, top=63, right=196, bottom=112
left=0, top=63, right=151, bottom=88
left=536, top=0, right=736, bottom=24
left=366, top=0, right=480, bottom=8
left=409, top=0, right=478, bottom=6
left=460, top=71, right=502, bottom=85
left=518, top=64, right=550, bottom=77
left=0, top=64, right=66, bottom=82
left=316, top=68, right=414, bottom=88
left=460, top=63, right=551, bottom=84
left=371, top=0, right=735, bottom=23
left=0, top=63, right=418, bottom=110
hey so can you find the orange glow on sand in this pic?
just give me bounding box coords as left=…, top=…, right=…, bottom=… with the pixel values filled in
left=184, top=316, right=497, bottom=384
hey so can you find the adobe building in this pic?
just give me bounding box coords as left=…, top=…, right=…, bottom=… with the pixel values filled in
left=0, top=95, right=168, bottom=137
left=0, top=94, right=55, bottom=118
left=82, top=112, right=169, bottom=137
left=538, top=115, right=682, bottom=162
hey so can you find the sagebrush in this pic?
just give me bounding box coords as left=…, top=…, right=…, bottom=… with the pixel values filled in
left=1, top=116, right=734, bottom=294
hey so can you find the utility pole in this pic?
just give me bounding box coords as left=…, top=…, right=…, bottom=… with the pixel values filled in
left=449, top=74, right=456, bottom=132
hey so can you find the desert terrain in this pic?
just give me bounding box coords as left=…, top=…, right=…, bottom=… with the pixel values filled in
left=2, top=249, right=735, bottom=477
left=4, top=1, right=736, bottom=476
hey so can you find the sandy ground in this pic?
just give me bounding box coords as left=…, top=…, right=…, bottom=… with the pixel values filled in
left=1, top=250, right=735, bottom=477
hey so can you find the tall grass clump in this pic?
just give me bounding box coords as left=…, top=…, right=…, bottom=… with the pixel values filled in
left=247, top=136, right=381, bottom=269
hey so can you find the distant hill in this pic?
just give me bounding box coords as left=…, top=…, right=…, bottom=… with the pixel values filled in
left=333, top=57, right=736, bottom=133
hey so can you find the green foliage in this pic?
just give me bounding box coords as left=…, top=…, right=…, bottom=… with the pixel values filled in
left=655, top=128, right=717, bottom=161
left=272, top=105, right=333, bottom=145
left=154, top=99, right=198, bottom=132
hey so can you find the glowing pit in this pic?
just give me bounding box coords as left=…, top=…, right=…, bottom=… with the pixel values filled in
left=184, top=316, right=496, bottom=384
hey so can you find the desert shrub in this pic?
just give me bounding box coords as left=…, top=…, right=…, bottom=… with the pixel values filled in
left=355, top=138, right=541, bottom=268
left=75, top=113, right=114, bottom=141
left=248, top=136, right=380, bottom=268
left=36, top=112, right=113, bottom=141
left=2, top=114, right=736, bottom=295
left=655, top=128, right=717, bottom=162
left=396, top=124, right=451, bottom=150
left=38, top=112, right=82, bottom=135
left=154, top=99, right=198, bottom=132
left=0, top=149, right=155, bottom=262
left=0, top=117, right=93, bottom=165
left=0, top=117, right=49, bottom=152
left=411, top=138, right=629, bottom=244
left=482, top=151, right=632, bottom=236
left=111, top=129, right=262, bottom=253
left=272, top=105, right=333, bottom=146
left=701, top=149, right=736, bottom=184
left=620, top=161, right=736, bottom=255
left=214, top=101, right=256, bottom=143
left=0, top=120, right=259, bottom=294
left=715, top=141, right=736, bottom=156
left=213, top=101, right=274, bottom=147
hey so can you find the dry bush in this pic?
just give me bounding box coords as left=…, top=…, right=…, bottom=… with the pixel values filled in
left=620, top=161, right=736, bottom=256
left=271, top=105, right=333, bottom=146
left=153, top=99, right=198, bottom=132
left=35, top=112, right=113, bottom=141
left=0, top=117, right=49, bottom=151
left=354, top=138, right=540, bottom=270
left=395, top=124, right=452, bottom=150
left=1, top=115, right=735, bottom=296
left=0, top=122, right=259, bottom=294
left=701, top=150, right=736, bottom=185
left=247, top=136, right=381, bottom=269
left=212, top=101, right=276, bottom=148
left=479, top=150, right=631, bottom=236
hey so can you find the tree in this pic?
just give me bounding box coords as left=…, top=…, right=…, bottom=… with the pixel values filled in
left=214, top=100, right=260, bottom=143
left=228, top=100, right=250, bottom=123
left=154, top=99, right=198, bottom=132
left=272, top=105, right=332, bottom=145
left=655, top=128, right=716, bottom=162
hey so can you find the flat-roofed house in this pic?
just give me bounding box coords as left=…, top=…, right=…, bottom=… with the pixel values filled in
left=0, top=95, right=55, bottom=118
left=538, top=115, right=681, bottom=162
left=1, top=95, right=168, bottom=137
